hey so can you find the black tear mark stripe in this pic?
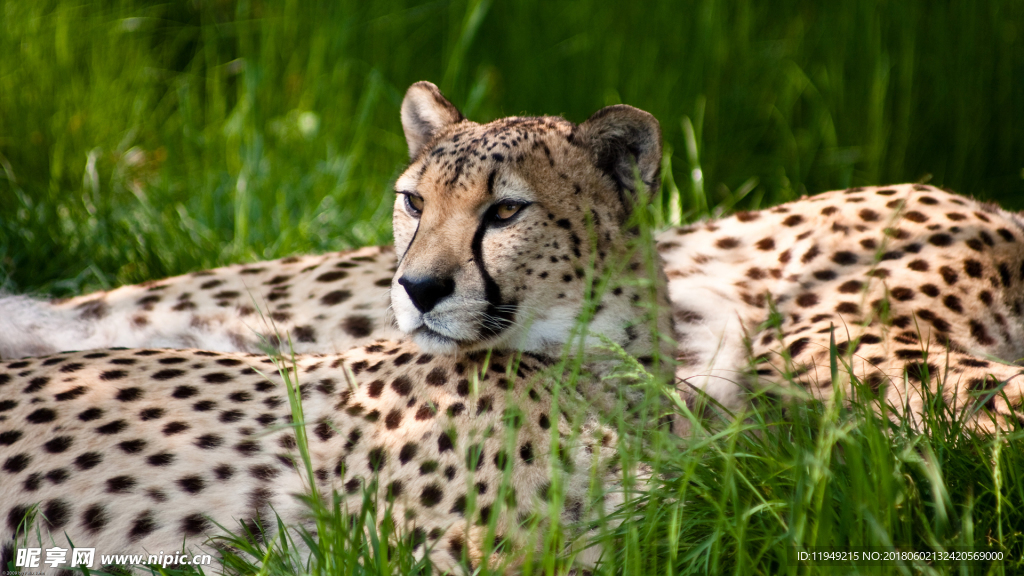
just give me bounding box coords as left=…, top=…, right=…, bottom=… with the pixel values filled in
left=399, top=221, right=421, bottom=266
left=471, top=209, right=517, bottom=340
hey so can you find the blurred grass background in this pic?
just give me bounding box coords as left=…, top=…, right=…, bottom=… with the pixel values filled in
left=1, top=0, right=1022, bottom=296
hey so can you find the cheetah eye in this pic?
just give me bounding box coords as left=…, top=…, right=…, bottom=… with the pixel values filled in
left=493, top=201, right=525, bottom=221
left=401, top=193, right=424, bottom=216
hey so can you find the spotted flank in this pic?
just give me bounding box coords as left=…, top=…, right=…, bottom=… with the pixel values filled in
left=660, top=183, right=1024, bottom=434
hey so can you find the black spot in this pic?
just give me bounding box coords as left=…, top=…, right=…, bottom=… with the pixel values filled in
left=928, top=233, right=953, bottom=247
left=182, top=513, right=210, bottom=536
left=519, top=442, right=534, bottom=464
left=163, top=421, right=190, bottom=435
left=172, top=385, right=199, bottom=399
left=438, top=430, right=455, bottom=453
left=367, top=379, right=385, bottom=397
left=204, top=368, right=234, bottom=383
left=368, top=447, right=387, bottom=471
left=178, top=475, right=205, bottom=493
left=939, top=266, right=958, bottom=285
left=943, top=295, right=963, bottom=314
left=235, top=440, right=260, bottom=455
left=128, top=510, right=158, bottom=541
left=106, top=475, right=136, bottom=493
left=321, top=290, right=353, bottom=306
left=44, top=468, right=69, bottom=484
left=41, top=435, right=73, bottom=454
left=796, top=293, right=819, bottom=307
left=904, top=362, right=937, bottom=383
left=293, top=326, right=317, bottom=343
left=316, top=271, right=348, bottom=282
left=813, top=270, right=837, bottom=281
left=26, top=407, right=57, bottom=424
left=890, top=287, right=914, bottom=301
left=94, top=369, right=130, bottom=383
left=450, top=495, right=467, bottom=516
left=964, top=260, right=983, bottom=278
left=342, top=315, right=375, bottom=337
left=195, top=434, right=223, bottom=449
left=415, top=403, right=437, bottom=420
left=969, top=320, right=996, bottom=346
left=426, top=367, right=448, bottom=386
left=420, top=484, right=444, bottom=508
left=152, top=369, right=185, bottom=380
left=399, top=442, right=418, bottom=464
left=315, top=421, right=335, bottom=441
left=0, top=430, right=23, bottom=445
left=831, top=252, right=858, bottom=265
left=228, top=391, right=252, bottom=403
left=214, top=464, right=234, bottom=479
left=476, top=396, right=493, bottom=414
left=220, top=410, right=244, bottom=422
left=788, top=338, right=810, bottom=357
left=23, top=472, right=42, bottom=491
left=392, top=375, right=413, bottom=396
left=385, top=409, right=403, bottom=430
left=75, top=452, right=103, bottom=469
left=96, top=419, right=128, bottom=434
left=118, top=439, right=146, bottom=453
left=49, top=386, right=85, bottom=403
left=148, top=452, right=175, bottom=466
left=3, top=453, right=30, bottom=473
left=81, top=504, right=109, bottom=533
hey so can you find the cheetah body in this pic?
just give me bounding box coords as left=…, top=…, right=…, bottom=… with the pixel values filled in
left=660, top=184, right=1024, bottom=432
left=0, top=245, right=401, bottom=359
left=0, top=344, right=616, bottom=574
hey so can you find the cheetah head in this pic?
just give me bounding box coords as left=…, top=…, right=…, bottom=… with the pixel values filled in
left=391, top=81, right=669, bottom=356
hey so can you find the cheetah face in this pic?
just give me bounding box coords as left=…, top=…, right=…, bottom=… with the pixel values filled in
left=390, top=82, right=662, bottom=355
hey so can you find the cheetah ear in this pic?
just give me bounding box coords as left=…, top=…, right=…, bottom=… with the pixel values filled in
left=401, top=81, right=466, bottom=159
left=576, top=104, right=662, bottom=202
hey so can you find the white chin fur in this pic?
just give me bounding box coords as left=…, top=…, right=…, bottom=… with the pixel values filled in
left=411, top=330, right=460, bottom=355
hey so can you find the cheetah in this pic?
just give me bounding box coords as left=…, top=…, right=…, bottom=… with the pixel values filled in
left=1, top=82, right=674, bottom=573
left=660, top=184, right=1024, bottom=434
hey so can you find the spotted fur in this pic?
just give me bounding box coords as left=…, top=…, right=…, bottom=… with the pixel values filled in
left=660, top=184, right=1024, bottom=433
left=0, top=245, right=401, bottom=359
left=1, top=82, right=673, bottom=573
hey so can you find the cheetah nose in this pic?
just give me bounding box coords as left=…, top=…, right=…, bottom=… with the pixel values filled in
left=398, top=275, right=455, bottom=313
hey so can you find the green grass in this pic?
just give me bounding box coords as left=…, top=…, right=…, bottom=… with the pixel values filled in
left=2, top=1, right=1024, bottom=574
